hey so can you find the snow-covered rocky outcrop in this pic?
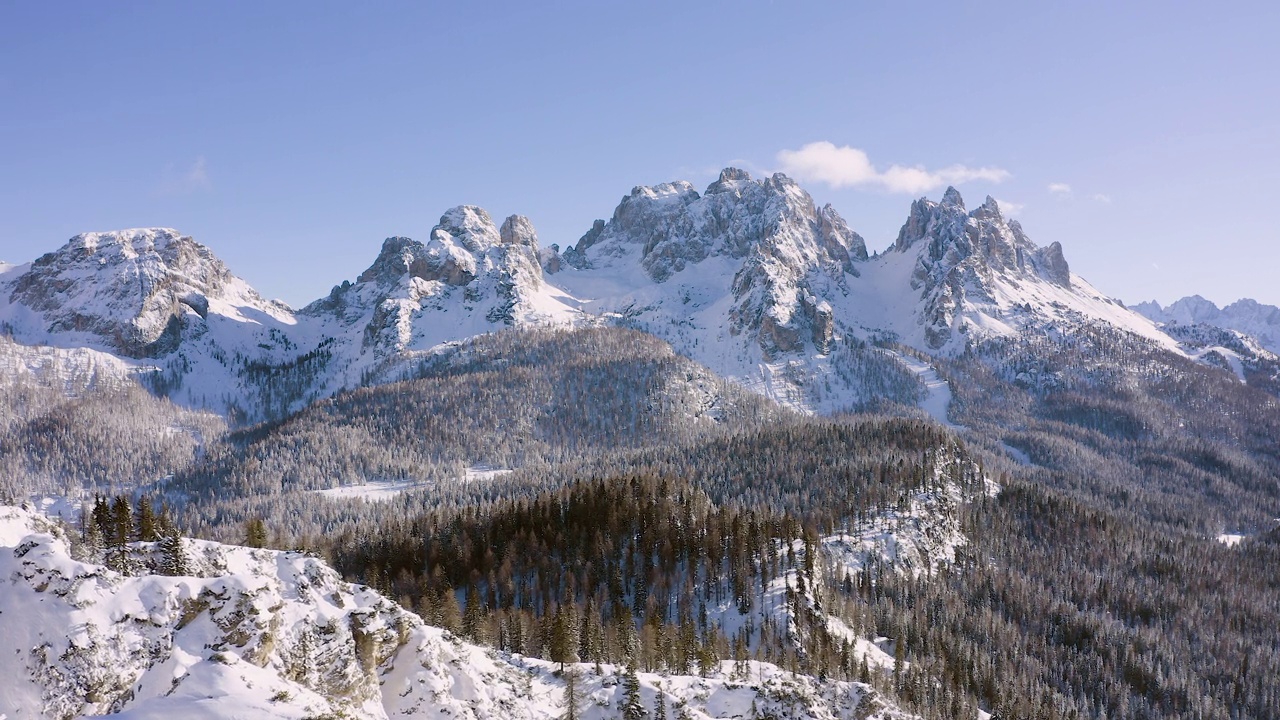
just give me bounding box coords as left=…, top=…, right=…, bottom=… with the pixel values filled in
left=0, top=505, right=919, bottom=720
left=0, top=229, right=325, bottom=421
left=550, top=170, right=1176, bottom=412
left=0, top=228, right=293, bottom=359
left=302, top=206, right=579, bottom=385
left=557, top=168, right=864, bottom=361
left=853, top=189, right=1174, bottom=354
left=1135, top=296, right=1280, bottom=356
left=0, top=171, right=1196, bottom=422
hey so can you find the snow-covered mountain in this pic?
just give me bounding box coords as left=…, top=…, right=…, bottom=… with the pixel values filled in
left=0, top=228, right=324, bottom=421
left=0, top=169, right=1206, bottom=421
left=301, top=205, right=578, bottom=386
left=548, top=169, right=1177, bottom=411
left=1134, top=295, right=1280, bottom=356
left=0, top=211, right=577, bottom=423
left=0, top=504, right=917, bottom=720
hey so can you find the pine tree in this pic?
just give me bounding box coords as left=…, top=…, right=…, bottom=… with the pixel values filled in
left=561, top=664, right=585, bottom=720
left=160, top=525, right=189, bottom=576
left=135, top=496, right=158, bottom=542
left=462, top=587, right=487, bottom=643
left=437, top=587, right=462, bottom=634
left=654, top=682, right=668, bottom=720
left=91, top=494, right=112, bottom=541
left=106, top=495, right=136, bottom=574
left=109, top=495, right=132, bottom=549
left=621, top=661, right=647, bottom=720
left=550, top=604, right=579, bottom=673
left=244, top=517, right=268, bottom=548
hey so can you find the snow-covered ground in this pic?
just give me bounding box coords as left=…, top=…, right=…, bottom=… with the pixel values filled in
left=1216, top=533, right=1248, bottom=547
left=313, top=466, right=512, bottom=502
left=0, top=504, right=918, bottom=720
left=880, top=350, right=960, bottom=429
left=314, top=479, right=429, bottom=502
left=702, top=477, right=986, bottom=679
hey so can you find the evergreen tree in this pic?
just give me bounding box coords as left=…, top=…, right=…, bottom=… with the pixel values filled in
left=79, top=504, right=103, bottom=562
left=561, top=665, right=585, bottom=720
left=244, top=517, right=268, bottom=548
left=437, top=587, right=462, bottom=634
left=136, top=496, right=158, bottom=542
left=109, top=495, right=132, bottom=549
left=621, top=661, right=647, bottom=720
left=159, top=525, right=189, bottom=576
left=462, top=587, right=487, bottom=643
left=91, top=494, right=112, bottom=541
left=106, top=495, right=135, bottom=574
left=550, top=604, right=579, bottom=673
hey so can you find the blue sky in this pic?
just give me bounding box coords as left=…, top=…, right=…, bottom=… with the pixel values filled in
left=2, top=2, right=1277, bottom=308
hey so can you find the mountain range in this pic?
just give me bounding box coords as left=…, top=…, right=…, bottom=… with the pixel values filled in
left=4, top=167, right=1257, bottom=424
left=4, top=169, right=1280, bottom=720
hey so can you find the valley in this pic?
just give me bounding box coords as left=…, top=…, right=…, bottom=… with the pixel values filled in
left=2, top=172, right=1278, bottom=720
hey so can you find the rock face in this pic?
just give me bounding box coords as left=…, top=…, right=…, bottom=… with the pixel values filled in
left=0, top=504, right=921, bottom=720
left=4, top=228, right=289, bottom=358
left=561, top=168, right=866, bottom=360
left=304, top=206, right=570, bottom=362
left=893, top=190, right=1074, bottom=349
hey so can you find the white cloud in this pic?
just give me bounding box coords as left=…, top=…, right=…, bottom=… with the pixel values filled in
left=776, top=142, right=1010, bottom=194
left=995, top=198, right=1024, bottom=216
left=1047, top=183, right=1112, bottom=204
left=158, top=156, right=211, bottom=195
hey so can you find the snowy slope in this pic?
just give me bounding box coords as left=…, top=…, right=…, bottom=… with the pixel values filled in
left=0, top=213, right=580, bottom=423
left=550, top=170, right=1181, bottom=414
left=0, top=504, right=917, bottom=720
left=300, top=206, right=580, bottom=392
left=0, top=172, right=1194, bottom=422
left=1135, top=296, right=1280, bottom=357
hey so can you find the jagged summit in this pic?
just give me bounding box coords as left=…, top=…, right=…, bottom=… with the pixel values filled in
left=0, top=175, right=1198, bottom=420
left=553, top=167, right=867, bottom=371
left=305, top=206, right=573, bottom=366
left=1135, top=295, right=1280, bottom=355
left=562, top=167, right=866, bottom=281
left=2, top=227, right=291, bottom=358
left=940, top=185, right=965, bottom=209
left=893, top=186, right=1067, bottom=287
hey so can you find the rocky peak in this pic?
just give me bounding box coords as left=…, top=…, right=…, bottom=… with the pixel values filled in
left=1038, top=241, right=1071, bottom=286
left=971, top=195, right=1003, bottom=221
left=890, top=188, right=1079, bottom=348
left=433, top=205, right=501, bottom=254
left=308, top=206, right=555, bottom=357
left=4, top=228, right=275, bottom=358
left=705, top=167, right=753, bottom=195
left=940, top=186, right=966, bottom=209
left=355, top=236, right=424, bottom=285
left=562, top=168, right=871, bottom=360
left=499, top=214, right=539, bottom=250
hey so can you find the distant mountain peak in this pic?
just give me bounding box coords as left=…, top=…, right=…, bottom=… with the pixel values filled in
left=706, top=166, right=754, bottom=194
left=3, top=227, right=286, bottom=358
left=940, top=185, right=965, bottom=209
left=1134, top=294, right=1280, bottom=355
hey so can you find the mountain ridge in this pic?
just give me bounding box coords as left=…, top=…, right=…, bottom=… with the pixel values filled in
left=0, top=169, right=1249, bottom=422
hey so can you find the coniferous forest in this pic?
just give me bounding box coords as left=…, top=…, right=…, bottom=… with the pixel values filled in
left=11, top=325, right=1280, bottom=720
